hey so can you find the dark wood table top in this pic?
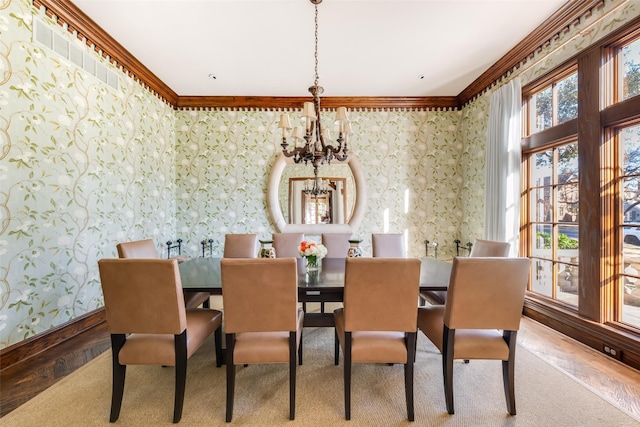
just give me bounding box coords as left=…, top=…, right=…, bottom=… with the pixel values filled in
left=179, top=257, right=451, bottom=294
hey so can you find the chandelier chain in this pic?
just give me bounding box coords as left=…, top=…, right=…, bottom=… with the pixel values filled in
left=314, top=4, right=319, bottom=87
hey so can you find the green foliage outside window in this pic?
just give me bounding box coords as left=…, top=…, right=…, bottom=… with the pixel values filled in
left=536, top=232, right=579, bottom=249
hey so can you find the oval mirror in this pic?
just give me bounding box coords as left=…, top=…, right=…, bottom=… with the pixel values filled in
left=267, top=153, right=366, bottom=234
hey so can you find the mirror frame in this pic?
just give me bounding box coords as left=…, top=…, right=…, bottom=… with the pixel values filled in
left=267, top=153, right=366, bottom=234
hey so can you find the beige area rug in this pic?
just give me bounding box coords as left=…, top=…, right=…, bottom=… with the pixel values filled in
left=4, top=327, right=640, bottom=427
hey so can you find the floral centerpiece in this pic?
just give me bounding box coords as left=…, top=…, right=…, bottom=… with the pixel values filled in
left=298, top=240, right=328, bottom=272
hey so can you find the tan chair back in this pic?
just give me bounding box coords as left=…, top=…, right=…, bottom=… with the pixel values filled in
left=372, top=233, right=405, bottom=257
left=343, top=258, right=420, bottom=332
left=221, top=258, right=299, bottom=333
left=444, top=257, right=530, bottom=331
left=98, top=258, right=186, bottom=334
left=273, top=233, right=304, bottom=258
left=322, top=233, right=352, bottom=258
left=223, top=234, right=258, bottom=258
left=469, top=239, right=510, bottom=257
left=116, top=239, right=158, bottom=258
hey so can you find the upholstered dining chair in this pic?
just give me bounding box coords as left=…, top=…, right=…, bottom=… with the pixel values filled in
left=220, top=258, right=304, bottom=422
left=322, top=233, right=352, bottom=258
left=469, top=239, right=511, bottom=257
left=272, top=232, right=305, bottom=258
left=420, top=238, right=511, bottom=306
left=116, top=239, right=210, bottom=309
left=334, top=258, right=421, bottom=421
left=372, top=233, right=406, bottom=257
left=418, top=257, right=531, bottom=415
left=223, top=233, right=258, bottom=258
left=272, top=232, right=307, bottom=309
left=97, top=258, right=223, bottom=423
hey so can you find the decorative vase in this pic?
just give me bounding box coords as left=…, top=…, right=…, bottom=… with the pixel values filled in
left=259, top=240, right=276, bottom=258
left=305, top=255, right=320, bottom=272
left=347, top=239, right=363, bottom=257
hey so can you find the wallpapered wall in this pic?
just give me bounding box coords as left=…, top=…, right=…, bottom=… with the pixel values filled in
left=173, top=108, right=467, bottom=260
left=1, top=0, right=636, bottom=348
left=1, top=0, right=178, bottom=347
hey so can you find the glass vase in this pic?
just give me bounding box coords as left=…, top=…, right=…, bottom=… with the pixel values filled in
left=305, top=256, right=319, bottom=272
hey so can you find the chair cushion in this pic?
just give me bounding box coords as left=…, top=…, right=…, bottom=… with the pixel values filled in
left=418, top=306, right=510, bottom=360
left=452, top=329, right=510, bottom=360
left=335, top=308, right=408, bottom=364
left=119, top=308, right=222, bottom=366
left=233, top=309, right=304, bottom=364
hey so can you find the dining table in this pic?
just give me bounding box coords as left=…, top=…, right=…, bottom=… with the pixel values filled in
left=179, top=257, right=452, bottom=327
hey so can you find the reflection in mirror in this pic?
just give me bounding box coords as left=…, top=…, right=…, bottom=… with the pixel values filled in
left=279, top=164, right=354, bottom=224
left=267, top=153, right=366, bottom=234
left=289, top=177, right=347, bottom=224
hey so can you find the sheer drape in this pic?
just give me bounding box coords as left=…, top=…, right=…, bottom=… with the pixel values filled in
left=485, top=78, right=522, bottom=256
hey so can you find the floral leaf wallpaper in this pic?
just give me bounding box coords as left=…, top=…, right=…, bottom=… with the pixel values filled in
left=0, top=0, right=637, bottom=348
left=174, top=108, right=464, bottom=260
left=1, top=0, right=176, bottom=347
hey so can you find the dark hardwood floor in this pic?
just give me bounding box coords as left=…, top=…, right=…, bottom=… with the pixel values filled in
left=0, top=321, right=111, bottom=417
left=1, top=314, right=639, bottom=420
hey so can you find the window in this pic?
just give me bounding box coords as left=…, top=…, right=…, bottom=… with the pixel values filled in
left=617, top=124, right=640, bottom=328
left=618, top=38, right=640, bottom=102
left=528, top=71, right=578, bottom=134
left=523, top=65, right=579, bottom=306
left=527, top=142, right=579, bottom=305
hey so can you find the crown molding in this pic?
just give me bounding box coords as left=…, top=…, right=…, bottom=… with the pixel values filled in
left=35, top=0, right=601, bottom=110
left=34, top=0, right=178, bottom=105
left=176, top=96, right=460, bottom=110
left=457, top=0, right=604, bottom=106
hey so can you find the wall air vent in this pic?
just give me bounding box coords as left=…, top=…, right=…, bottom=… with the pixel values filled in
left=33, top=18, right=119, bottom=91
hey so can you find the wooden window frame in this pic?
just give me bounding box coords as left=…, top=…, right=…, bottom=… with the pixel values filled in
left=521, top=16, right=640, bottom=370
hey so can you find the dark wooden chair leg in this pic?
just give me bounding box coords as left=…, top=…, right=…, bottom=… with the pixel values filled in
left=225, top=334, right=236, bottom=422
left=344, top=332, right=352, bottom=420
left=503, top=331, right=517, bottom=415
left=289, top=332, right=297, bottom=420
left=334, top=329, right=340, bottom=365
left=203, top=297, right=210, bottom=309
left=214, top=325, right=223, bottom=367
left=405, top=332, right=416, bottom=421
left=443, top=326, right=455, bottom=415
left=173, top=331, right=187, bottom=423
left=109, top=334, right=126, bottom=423
left=298, top=329, right=303, bottom=366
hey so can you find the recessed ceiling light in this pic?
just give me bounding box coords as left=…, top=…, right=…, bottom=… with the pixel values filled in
left=209, top=74, right=217, bottom=80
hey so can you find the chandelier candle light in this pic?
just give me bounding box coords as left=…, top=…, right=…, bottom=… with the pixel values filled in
left=278, top=0, right=352, bottom=195
left=298, top=240, right=328, bottom=272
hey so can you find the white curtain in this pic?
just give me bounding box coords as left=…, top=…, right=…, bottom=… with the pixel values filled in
left=485, top=78, right=522, bottom=256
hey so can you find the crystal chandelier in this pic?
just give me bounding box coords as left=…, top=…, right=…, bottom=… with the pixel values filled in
left=278, top=0, right=351, bottom=173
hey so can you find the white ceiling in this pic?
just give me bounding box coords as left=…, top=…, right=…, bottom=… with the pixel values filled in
left=71, top=0, right=567, bottom=97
